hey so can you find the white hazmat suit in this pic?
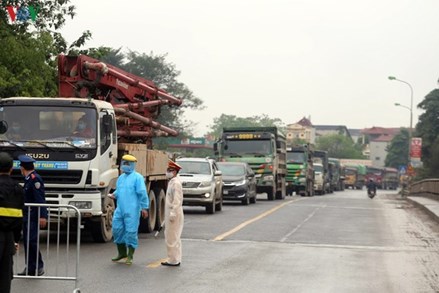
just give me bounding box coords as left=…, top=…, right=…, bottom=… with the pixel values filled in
left=164, top=175, right=184, bottom=265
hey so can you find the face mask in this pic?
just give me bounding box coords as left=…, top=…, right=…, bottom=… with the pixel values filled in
left=120, top=160, right=135, bottom=174
left=77, top=122, right=86, bottom=131
left=166, top=171, right=175, bottom=179
left=121, top=165, right=133, bottom=174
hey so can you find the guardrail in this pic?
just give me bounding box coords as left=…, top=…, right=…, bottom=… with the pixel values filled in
left=14, top=203, right=82, bottom=293
left=409, top=178, right=439, bottom=199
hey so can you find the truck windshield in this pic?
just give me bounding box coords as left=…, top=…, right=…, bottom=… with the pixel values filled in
left=0, top=105, right=97, bottom=149
left=224, top=140, right=271, bottom=155
left=287, top=152, right=305, bottom=163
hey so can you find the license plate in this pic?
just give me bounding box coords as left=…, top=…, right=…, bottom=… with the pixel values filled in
left=223, top=190, right=228, bottom=195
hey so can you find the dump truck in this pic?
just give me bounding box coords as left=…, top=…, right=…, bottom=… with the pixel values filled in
left=0, top=54, right=182, bottom=242
left=313, top=150, right=330, bottom=194
left=344, top=164, right=366, bottom=190
left=214, top=127, right=287, bottom=200
left=328, top=158, right=345, bottom=191
left=382, top=167, right=399, bottom=190
left=286, top=144, right=314, bottom=196
left=365, top=166, right=385, bottom=189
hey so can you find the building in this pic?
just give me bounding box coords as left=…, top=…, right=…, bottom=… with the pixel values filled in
left=314, top=125, right=352, bottom=141
left=361, top=127, right=401, bottom=167
left=348, top=128, right=363, bottom=144
left=285, top=117, right=315, bottom=144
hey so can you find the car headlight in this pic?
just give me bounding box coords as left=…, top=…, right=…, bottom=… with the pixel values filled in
left=233, top=179, right=246, bottom=186
left=199, top=181, right=212, bottom=187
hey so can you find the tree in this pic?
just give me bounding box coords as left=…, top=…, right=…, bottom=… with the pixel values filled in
left=385, top=128, right=409, bottom=168
left=415, top=88, right=439, bottom=177
left=208, top=114, right=285, bottom=139
left=0, top=29, right=57, bottom=97
left=101, top=50, right=204, bottom=137
left=0, top=1, right=91, bottom=98
left=315, top=134, right=364, bottom=159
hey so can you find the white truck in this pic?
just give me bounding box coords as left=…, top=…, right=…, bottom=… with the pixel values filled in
left=0, top=54, right=182, bottom=242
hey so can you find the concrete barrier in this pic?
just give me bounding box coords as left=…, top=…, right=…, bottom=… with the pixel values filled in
left=409, top=178, right=439, bottom=199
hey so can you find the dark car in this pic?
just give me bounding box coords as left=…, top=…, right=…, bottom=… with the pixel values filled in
left=217, top=162, right=257, bottom=205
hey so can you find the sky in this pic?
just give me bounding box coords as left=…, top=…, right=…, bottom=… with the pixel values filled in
left=60, top=0, right=439, bottom=136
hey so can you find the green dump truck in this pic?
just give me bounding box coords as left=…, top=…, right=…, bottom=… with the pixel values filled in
left=214, top=127, right=287, bottom=200
left=286, top=144, right=314, bottom=196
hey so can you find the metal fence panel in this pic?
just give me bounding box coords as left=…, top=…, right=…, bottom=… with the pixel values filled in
left=14, top=203, right=81, bottom=293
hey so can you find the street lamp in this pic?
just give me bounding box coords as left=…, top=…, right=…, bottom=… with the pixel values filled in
left=388, top=76, right=414, bottom=164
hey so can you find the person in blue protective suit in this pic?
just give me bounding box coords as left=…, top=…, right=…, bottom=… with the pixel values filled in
left=17, top=155, right=47, bottom=276
left=108, top=154, right=149, bottom=265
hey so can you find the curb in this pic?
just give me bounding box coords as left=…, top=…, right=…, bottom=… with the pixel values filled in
left=406, top=197, right=439, bottom=224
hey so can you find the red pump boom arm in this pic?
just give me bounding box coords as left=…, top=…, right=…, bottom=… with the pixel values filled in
left=57, top=54, right=183, bottom=144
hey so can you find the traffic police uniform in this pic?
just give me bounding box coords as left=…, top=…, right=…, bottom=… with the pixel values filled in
left=162, top=160, right=184, bottom=266
left=18, top=155, right=47, bottom=276
left=0, top=152, right=24, bottom=293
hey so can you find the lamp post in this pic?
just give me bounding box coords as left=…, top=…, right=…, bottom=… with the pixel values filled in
left=388, top=76, right=413, bottom=165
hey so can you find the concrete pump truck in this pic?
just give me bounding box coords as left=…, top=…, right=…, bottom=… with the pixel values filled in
left=0, top=54, right=182, bottom=242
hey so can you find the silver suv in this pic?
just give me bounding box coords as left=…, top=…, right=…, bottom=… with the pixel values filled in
left=176, top=157, right=223, bottom=214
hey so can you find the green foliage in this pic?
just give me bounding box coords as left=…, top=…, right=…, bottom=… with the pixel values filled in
left=315, top=134, right=364, bottom=159
left=290, top=138, right=308, bottom=145
left=208, top=114, right=285, bottom=139
left=0, top=1, right=91, bottom=98
left=0, top=30, right=57, bottom=97
left=416, top=89, right=439, bottom=177
left=384, top=128, right=408, bottom=168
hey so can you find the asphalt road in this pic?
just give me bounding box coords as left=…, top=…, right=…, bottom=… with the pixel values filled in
left=12, top=188, right=439, bottom=293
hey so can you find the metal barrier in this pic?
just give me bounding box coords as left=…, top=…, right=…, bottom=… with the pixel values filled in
left=410, top=178, right=439, bottom=199
left=14, top=203, right=82, bottom=293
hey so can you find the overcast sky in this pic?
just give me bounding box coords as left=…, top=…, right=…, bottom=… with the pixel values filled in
left=61, top=0, right=439, bottom=136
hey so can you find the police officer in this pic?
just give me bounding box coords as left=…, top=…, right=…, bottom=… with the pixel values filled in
left=17, top=155, right=47, bottom=276
left=0, top=152, right=24, bottom=293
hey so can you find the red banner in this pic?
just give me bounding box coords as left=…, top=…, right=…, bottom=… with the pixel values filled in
left=410, top=137, right=422, bottom=160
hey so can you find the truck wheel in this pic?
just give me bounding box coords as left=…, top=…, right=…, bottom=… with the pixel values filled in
left=155, top=188, right=166, bottom=230
left=266, top=186, right=275, bottom=201
left=275, top=177, right=286, bottom=200
left=139, top=189, right=156, bottom=233
left=206, top=198, right=216, bottom=214
left=90, top=196, right=114, bottom=243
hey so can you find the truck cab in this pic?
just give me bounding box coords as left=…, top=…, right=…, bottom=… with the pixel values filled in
left=286, top=144, right=314, bottom=196
left=214, top=127, right=286, bottom=200
left=0, top=97, right=118, bottom=242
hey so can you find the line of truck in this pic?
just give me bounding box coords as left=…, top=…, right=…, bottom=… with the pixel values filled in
left=0, top=54, right=400, bottom=244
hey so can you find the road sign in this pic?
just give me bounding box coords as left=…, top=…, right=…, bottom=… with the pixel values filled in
left=399, top=166, right=406, bottom=174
